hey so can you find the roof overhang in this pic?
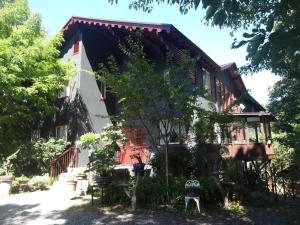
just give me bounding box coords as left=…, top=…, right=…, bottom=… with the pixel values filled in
left=62, top=16, right=220, bottom=71
left=230, top=112, right=277, bottom=121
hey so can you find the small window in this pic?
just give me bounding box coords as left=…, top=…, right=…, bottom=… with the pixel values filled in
left=203, top=69, right=211, bottom=96
left=99, top=82, right=106, bottom=101
left=55, top=125, right=68, bottom=141
left=73, top=36, right=80, bottom=55
left=58, top=81, right=71, bottom=99
left=31, top=129, right=40, bottom=142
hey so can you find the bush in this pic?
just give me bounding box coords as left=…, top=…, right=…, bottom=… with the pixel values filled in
left=28, top=175, right=50, bottom=191
left=151, top=151, right=194, bottom=177
left=11, top=176, right=30, bottom=193
left=137, top=176, right=167, bottom=207
left=10, top=138, right=69, bottom=177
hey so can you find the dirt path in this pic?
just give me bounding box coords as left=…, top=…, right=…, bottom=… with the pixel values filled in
left=0, top=190, right=299, bottom=225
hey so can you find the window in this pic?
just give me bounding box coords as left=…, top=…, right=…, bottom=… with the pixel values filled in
left=187, top=69, right=196, bottom=84
left=55, top=125, right=68, bottom=141
left=59, top=81, right=71, bottom=99
left=31, top=129, right=40, bottom=142
left=159, top=120, right=186, bottom=144
left=248, top=122, right=263, bottom=143
left=99, top=82, right=106, bottom=101
left=73, top=36, right=80, bottom=55
left=123, top=127, right=145, bottom=146
left=203, top=69, right=211, bottom=96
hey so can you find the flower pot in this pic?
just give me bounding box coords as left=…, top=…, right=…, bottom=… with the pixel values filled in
left=95, top=176, right=111, bottom=187
left=0, top=175, right=14, bottom=183
left=0, top=176, right=14, bottom=197
left=66, top=180, right=77, bottom=192
left=76, top=175, right=87, bottom=180
left=133, top=163, right=145, bottom=172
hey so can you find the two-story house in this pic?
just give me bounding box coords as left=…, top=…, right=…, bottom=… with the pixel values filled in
left=47, top=16, right=275, bottom=177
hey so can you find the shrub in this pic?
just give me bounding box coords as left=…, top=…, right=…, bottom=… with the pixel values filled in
left=11, top=176, right=30, bottom=193
left=10, top=138, right=69, bottom=177
left=28, top=175, right=50, bottom=191
left=151, top=151, right=194, bottom=177
left=136, top=176, right=166, bottom=207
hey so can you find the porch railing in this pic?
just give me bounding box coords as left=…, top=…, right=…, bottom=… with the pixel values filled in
left=50, top=147, right=80, bottom=178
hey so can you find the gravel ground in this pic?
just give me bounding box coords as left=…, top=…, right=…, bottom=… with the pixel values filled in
left=0, top=190, right=299, bottom=225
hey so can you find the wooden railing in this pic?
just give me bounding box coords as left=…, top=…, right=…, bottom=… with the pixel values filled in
left=50, top=147, right=80, bottom=178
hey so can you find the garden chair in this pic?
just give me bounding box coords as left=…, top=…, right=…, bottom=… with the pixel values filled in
left=184, top=180, right=201, bottom=213
left=75, top=179, right=89, bottom=197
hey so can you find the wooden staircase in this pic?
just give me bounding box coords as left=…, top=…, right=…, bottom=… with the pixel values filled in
left=50, top=147, right=80, bottom=178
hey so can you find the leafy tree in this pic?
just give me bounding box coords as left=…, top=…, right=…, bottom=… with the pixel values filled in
left=109, top=0, right=300, bottom=78
left=97, top=35, right=201, bottom=202
left=0, top=0, right=72, bottom=156
left=268, top=77, right=300, bottom=166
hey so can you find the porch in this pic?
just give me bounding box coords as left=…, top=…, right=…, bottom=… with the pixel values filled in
left=223, top=112, right=276, bottom=161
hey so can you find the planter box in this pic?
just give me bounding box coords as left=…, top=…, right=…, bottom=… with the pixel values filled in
left=66, top=180, right=77, bottom=192
left=0, top=175, right=14, bottom=183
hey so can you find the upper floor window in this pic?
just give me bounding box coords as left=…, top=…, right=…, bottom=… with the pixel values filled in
left=99, top=82, right=106, bottom=101
left=58, top=81, right=71, bottom=99
left=203, top=69, right=211, bottom=96
left=55, top=125, right=68, bottom=141
left=73, top=36, right=80, bottom=55
left=31, top=129, right=40, bottom=142
left=159, top=120, right=186, bottom=145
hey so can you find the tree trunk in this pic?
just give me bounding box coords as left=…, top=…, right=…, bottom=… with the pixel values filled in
left=131, top=171, right=141, bottom=211
left=123, top=171, right=142, bottom=212
left=165, top=142, right=169, bottom=203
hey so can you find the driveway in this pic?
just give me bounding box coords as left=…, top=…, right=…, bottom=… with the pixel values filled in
left=0, top=190, right=299, bottom=225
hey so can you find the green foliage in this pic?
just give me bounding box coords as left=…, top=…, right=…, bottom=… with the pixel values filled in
left=268, top=78, right=300, bottom=167
left=0, top=0, right=72, bottom=157
left=80, top=125, right=124, bottom=175
left=10, top=138, right=68, bottom=176
left=151, top=151, right=194, bottom=177
left=109, top=175, right=219, bottom=208
left=11, top=174, right=50, bottom=193
left=97, top=34, right=200, bottom=149
left=28, top=174, right=50, bottom=191
left=79, top=132, right=101, bottom=150
left=136, top=176, right=167, bottom=207
left=118, top=0, right=300, bottom=78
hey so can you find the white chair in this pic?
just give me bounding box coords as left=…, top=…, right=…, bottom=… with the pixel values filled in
left=75, top=179, right=89, bottom=197
left=184, top=180, right=200, bottom=213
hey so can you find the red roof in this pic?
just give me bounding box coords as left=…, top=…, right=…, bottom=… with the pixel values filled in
left=62, top=16, right=220, bottom=71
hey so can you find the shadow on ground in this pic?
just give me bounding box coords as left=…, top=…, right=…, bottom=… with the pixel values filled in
left=0, top=203, right=40, bottom=225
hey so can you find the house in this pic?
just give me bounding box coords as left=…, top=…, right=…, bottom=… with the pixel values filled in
left=47, top=16, right=275, bottom=177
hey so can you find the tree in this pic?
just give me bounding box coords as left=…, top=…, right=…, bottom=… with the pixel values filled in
left=268, top=77, right=300, bottom=166
left=109, top=0, right=300, bottom=78
left=97, top=35, right=201, bottom=202
left=0, top=0, right=72, bottom=157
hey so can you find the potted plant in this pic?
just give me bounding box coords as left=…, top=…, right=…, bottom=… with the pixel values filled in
left=80, top=125, right=127, bottom=187
left=65, top=174, right=77, bottom=192
left=131, top=154, right=145, bottom=172
left=76, top=171, right=87, bottom=180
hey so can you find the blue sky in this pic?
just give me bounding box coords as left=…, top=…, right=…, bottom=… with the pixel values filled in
left=28, top=0, right=280, bottom=106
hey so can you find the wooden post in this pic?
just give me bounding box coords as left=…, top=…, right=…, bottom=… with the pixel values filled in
left=245, top=122, right=249, bottom=145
